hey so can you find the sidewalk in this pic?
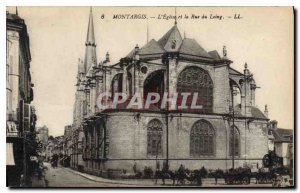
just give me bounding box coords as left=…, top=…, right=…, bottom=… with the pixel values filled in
left=65, top=167, right=162, bottom=186
left=65, top=167, right=273, bottom=187
left=65, top=167, right=243, bottom=187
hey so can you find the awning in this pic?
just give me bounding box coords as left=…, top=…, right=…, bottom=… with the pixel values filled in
left=6, top=143, right=15, bottom=166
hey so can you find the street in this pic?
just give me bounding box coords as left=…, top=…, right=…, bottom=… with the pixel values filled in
left=44, top=163, right=132, bottom=187
left=41, top=163, right=272, bottom=188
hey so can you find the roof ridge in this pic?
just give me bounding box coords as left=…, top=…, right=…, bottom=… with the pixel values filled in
left=157, top=25, right=183, bottom=51
left=157, top=25, right=176, bottom=45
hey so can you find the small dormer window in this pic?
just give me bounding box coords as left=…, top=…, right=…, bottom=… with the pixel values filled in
left=171, top=39, right=176, bottom=49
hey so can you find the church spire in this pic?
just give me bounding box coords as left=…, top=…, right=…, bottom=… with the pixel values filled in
left=84, top=7, right=97, bottom=72
left=174, top=7, right=177, bottom=26
left=86, top=7, right=96, bottom=46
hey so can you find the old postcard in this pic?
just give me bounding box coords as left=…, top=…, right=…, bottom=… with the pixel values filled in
left=6, top=6, right=294, bottom=188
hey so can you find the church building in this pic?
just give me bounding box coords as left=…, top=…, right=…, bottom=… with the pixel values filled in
left=70, top=9, right=270, bottom=177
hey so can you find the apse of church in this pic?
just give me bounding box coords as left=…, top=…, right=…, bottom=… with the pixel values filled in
left=70, top=9, right=269, bottom=177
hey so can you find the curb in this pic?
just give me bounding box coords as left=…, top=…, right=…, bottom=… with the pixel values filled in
left=66, top=168, right=146, bottom=186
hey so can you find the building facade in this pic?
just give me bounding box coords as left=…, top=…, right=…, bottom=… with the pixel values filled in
left=71, top=9, right=270, bottom=177
left=6, top=10, right=36, bottom=186
left=61, top=125, right=72, bottom=167
left=46, top=136, right=55, bottom=162
left=36, top=126, right=49, bottom=161
left=268, top=120, right=293, bottom=168
left=37, top=126, right=49, bottom=145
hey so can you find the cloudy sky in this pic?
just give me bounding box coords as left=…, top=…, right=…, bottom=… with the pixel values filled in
left=7, top=7, right=293, bottom=136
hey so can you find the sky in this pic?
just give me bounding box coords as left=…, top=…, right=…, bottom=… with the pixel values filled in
left=7, top=7, right=294, bottom=137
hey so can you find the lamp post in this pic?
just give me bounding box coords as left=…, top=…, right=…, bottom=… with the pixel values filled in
left=155, top=140, right=161, bottom=185
left=156, top=140, right=161, bottom=170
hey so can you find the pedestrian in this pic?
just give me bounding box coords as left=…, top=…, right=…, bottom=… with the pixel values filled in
left=37, top=160, right=44, bottom=180
left=161, top=161, right=169, bottom=185
left=215, top=169, right=219, bottom=185
left=133, top=162, right=137, bottom=174
left=20, top=174, right=25, bottom=187
left=156, top=160, right=160, bottom=171
left=177, top=164, right=185, bottom=185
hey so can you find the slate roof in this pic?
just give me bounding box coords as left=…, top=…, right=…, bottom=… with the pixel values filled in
left=251, top=107, right=267, bottom=119
left=208, top=50, right=221, bottom=59
left=273, top=128, right=293, bottom=143
left=179, top=38, right=212, bottom=58
left=124, top=25, right=215, bottom=60
left=157, top=26, right=178, bottom=47
left=6, top=12, right=24, bottom=23
left=229, top=67, right=244, bottom=76
left=126, top=39, right=166, bottom=58
left=234, top=105, right=267, bottom=119
left=157, top=25, right=183, bottom=51
left=142, top=39, right=166, bottom=54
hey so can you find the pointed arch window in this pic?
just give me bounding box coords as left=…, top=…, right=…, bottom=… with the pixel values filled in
left=143, top=70, right=164, bottom=109
left=190, top=120, right=215, bottom=156
left=111, top=73, right=123, bottom=98
left=229, top=126, right=240, bottom=157
left=177, top=66, right=213, bottom=113
left=127, top=72, right=132, bottom=96
left=147, top=119, right=163, bottom=156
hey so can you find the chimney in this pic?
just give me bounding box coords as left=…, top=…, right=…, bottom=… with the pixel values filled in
left=264, top=104, right=268, bottom=118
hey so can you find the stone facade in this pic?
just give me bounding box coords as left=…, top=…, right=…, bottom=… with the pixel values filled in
left=70, top=9, right=270, bottom=177
left=37, top=126, right=49, bottom=146
left=6, top=10, right=36, bottom=186
left=82, top=112, right=268, bottom=174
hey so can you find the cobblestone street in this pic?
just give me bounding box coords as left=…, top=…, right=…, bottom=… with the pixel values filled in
left=44, top=163, right=131, bottom=187
left=41, top=163, right=273, bottom=187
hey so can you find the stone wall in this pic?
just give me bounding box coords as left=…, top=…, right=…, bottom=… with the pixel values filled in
left=81, top=112, right=269, bottom=175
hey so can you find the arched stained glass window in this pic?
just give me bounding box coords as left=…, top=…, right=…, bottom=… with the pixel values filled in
left=147, top=119, right=163, bottom=156
left=111, top=73, right=123, bottom=98
left=143, top=70, right=164, bottom=109
left=127, top=72, right=132, bottom=96
left=177, top=66, right=213, bottom=113
left=229, top=126, right=240, bottom=157
left=190, top=120, right=215, bottom=156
